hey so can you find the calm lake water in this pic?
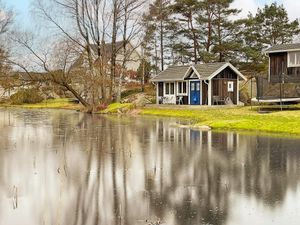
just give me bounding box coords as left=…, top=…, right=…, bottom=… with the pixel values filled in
left=1, top=108, right=300, bottom=225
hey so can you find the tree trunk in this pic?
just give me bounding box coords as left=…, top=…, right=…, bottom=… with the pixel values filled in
left=110, top=0, right=119, bottom=102
left=160, top=0, right=164, bottom=71
left=63, top=82, right=90, bottom=108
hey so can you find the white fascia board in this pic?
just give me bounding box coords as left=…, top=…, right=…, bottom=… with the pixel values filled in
left=265, top=49, right=300, bottom=54
left=207, top=63, right=247, bottom=81
left=151, top=79, right=184, bottom=82
left=183, top=66, right=201, bottom=79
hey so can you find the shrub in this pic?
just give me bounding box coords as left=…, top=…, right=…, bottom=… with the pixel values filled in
left=10, top=88, right=44, bottom=105
left=95, top=103, right=108, bottom=111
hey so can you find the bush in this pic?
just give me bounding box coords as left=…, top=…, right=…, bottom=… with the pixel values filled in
left=95, top=103, right=108, bottom=111
left=10, top=88, right=44, bottom=105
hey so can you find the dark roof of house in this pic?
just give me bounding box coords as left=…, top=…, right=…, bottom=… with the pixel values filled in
left=71, top=41, right=139, bottom=70
left=151, top=65, right=190, bottom=82
left=90, top=41, right=127, bottom=56
left=265, top=43, right=300, bottom=53
left=151, top=62, right=232, bottom=82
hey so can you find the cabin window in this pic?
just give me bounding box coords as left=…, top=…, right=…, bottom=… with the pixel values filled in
left=178, top=82, right=187, bottom=94
left=166, top=83, right=169, bottom=94
left=165, top=82, right=175, bottom=95
left=228, top=81, right=234, bottom=92
left=288, top=51, right=300, bottom=67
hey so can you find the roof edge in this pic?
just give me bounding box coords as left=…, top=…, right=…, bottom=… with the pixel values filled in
left=207, top=63, right=247, bottom=81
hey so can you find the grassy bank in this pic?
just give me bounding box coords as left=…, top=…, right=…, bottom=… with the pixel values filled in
left=0, top=98, right=82, bottom=110
left=141, top=106, right=300, bottom=136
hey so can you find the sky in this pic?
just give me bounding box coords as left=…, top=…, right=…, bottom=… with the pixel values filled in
left=4, top=0, right=32, bottom=26
left=2, top=0, right=300, bottom=29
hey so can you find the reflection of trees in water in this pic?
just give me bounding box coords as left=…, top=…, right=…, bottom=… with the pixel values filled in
left=2, top=110, right=300, bottom=225
left=61, top=116, right=300, bottom=225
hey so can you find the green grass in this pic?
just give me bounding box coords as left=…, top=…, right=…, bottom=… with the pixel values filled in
left=141, top=106, right=300, bottom=136
left=1, top=98, right=81, bottom=110
left=100, top=103, right=135, bottom=114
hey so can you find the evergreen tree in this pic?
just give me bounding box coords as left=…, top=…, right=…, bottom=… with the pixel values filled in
left=172, top=0, right=202, bottom=64
left=142, top=0, right=172, bottom=72
left=211, top=0, right=241, bottom=62
left=196, top=0, right=216, bottom=62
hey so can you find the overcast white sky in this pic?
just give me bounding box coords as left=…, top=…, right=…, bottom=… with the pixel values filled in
left=3, top=0, right=300, bottom=28
left=232, top=0, right=300, bottom=20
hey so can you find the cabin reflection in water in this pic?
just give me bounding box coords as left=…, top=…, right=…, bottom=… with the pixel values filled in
left=155, top=119, right=239, bottom=152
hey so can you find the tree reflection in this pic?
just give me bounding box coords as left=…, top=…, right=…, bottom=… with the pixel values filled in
left=1, top=110, right=300, bottom=225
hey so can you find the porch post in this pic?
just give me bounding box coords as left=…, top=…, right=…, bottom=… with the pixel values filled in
left=208, top=80, right=212, bottom=106
left=236, top=78, right=239, bottom=105
left=156, top=82, right=159, bottom=105
left=200, top=80, right=203, bottom=105
left=188, top=81, right=190, bottom=105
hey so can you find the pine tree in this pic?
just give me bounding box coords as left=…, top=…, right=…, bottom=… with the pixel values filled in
left=256, top=3, right=299, bottom=46
left=211, top=0, right=241, bottom=62
left=142, top=0, right=172, bottom=72
left=172, top=0, right=202, bottom=64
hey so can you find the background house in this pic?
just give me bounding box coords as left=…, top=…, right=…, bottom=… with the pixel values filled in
left=253, top=43, right=300, bottom=103
left=151, top=62, right=246, bottom=106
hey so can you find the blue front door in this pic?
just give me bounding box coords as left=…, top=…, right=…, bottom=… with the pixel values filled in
left=190, top=81, right=201, bottom=105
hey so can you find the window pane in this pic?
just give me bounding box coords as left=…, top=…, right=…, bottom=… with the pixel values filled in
left=170, top=83, right=174, bottom=94
left=178, top=82, right=182, bottom=93
left=296, top=52, right=300, bottom=65
left=166, top=83, right=169, bottom=94
left=183, top=82, right=187, bottom=93
left=191, top=83, right=195, bottom=91
left=290, top=52, right=296, bottom=66
left=196, top=82, right=200, bottom=91
left=228, top=81, right=234, bottom=92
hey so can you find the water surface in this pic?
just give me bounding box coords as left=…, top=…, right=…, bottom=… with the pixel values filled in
left=1, top=108, right=300, bottom=225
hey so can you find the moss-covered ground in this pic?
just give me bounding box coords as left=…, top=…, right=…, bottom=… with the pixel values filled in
left=0, top=98, right=82, bottom=110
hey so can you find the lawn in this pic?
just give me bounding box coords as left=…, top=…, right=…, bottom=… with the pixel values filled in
left=141, top=106, right=300, bottom=136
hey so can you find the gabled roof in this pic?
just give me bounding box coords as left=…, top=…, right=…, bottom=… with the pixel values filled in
left=192, top=62, right=228, bottom=79
left=90, top=41, right=128, bottom=56
left=151, top=62, right=247, bottom=82
left=151, top=65, right=190, bottom=82
left=265, top=43, right=300, bottom=54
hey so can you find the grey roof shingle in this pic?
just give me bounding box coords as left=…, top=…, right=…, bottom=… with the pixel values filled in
left=151, top=62, right=228, bottom=81
left=265, top=43, right=300, bottom=53
left=193, top=62, right=227, bottom=79
left=151, top=65, right=190, bottom=82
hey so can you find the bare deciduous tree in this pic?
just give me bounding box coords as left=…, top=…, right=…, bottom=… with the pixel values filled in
left=7, top=0, right=145, bottom=111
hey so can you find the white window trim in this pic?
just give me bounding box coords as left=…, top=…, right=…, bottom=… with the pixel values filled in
left=177, top=81, right=188, bottom=96
left=228, top=81, right=234, bottom=92
left=164, top=82, right=175, bottom=96
left=288, top=51, right=300, bottom=67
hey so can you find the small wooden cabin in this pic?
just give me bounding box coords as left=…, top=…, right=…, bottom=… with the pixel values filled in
left=151, top=62, right=247, bottom=106
left=265, top=43, right=300, bottom=83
